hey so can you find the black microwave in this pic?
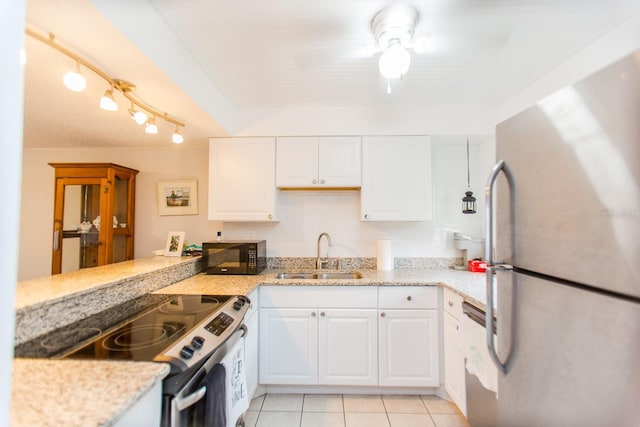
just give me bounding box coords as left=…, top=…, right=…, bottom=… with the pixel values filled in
left=202, top=240, right=266, bottom=275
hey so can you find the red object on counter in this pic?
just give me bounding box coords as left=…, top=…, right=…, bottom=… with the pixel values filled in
left=468, top=259, right=487, bottom=272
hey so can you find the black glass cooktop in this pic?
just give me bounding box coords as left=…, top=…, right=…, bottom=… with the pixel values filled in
left=15, top=294, right=231, bottom=361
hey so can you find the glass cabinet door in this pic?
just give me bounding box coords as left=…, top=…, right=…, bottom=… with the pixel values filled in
left=111, top=173, right=131, bottom=263
left=54, top=179, right=102, bottom=274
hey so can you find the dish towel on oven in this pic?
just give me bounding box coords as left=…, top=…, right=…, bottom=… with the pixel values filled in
left=220, top=335, right=249, bottom=427
left=202, top=363, right=226, bottom=427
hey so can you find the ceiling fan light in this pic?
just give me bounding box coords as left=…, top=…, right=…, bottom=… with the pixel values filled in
left=378, top=43, right=411, bottom=79
left=172, top=128, right=184, bottom=144
left=145, top=117, right=158, bottom=134
left=63, top=70, right=86, bottom=92
left=99, top=88, right=118, bottom=111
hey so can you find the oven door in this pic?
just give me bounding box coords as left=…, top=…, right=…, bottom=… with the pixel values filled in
left=165, top=327, right=247, bottom=427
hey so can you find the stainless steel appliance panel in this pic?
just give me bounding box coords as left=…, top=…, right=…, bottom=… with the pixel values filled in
left=495, top=271, right=640, bottom=427
left=495, top=52, right=640, bottom=298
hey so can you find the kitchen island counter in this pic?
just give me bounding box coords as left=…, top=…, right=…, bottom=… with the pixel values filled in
left=11, top=359, right=169, bottom=427
left=14, top=256, right=200, bottom=346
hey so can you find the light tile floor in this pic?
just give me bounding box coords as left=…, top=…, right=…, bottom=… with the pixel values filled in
left=243, top=394, right=471, bottom=427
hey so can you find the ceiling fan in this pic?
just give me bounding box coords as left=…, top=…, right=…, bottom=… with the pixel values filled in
left=369, top=4, right=423, bottom=93
left=294, top=3, right=513, bottom=93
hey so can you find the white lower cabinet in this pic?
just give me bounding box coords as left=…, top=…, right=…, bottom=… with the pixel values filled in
left=379, top=309, right=440, bottom=386
left=378, top=286, right=440, bottom=387
left=443, top=288, right=466, bottom=414
left=259, top=308, right=318, bottom=384
left=259, top=286, right=378, bottom=386
left=258, top=285, right=441, bottom=390
left=244, top=289, right=259, bottom=399
left=113, top=381, right=162, bottom=427
left=318, top=309, right=378, bottom=385
left=259, top=308, right=378, bottom=385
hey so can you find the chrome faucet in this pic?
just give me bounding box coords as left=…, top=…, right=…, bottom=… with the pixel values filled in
left=316, top=232, right=332, bottom=269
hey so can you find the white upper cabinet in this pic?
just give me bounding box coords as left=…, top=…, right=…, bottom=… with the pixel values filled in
left=208, top=137, right=278, bottom=222
left=361, top=136, right=432, bottom=221
left=276, top=136, right=361, bottom=188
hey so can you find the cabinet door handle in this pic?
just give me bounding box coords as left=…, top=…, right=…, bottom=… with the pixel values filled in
left=320, top=312, right=325, bottom=317
left=268, top=214, right=273, bottom=220
left=364, top=214, right=369, bottom=219
left=320, top=179, right=325, bottom=184
left=448, top=301, right=454, bottom=307
left=407, top=296, right=412, bottom=301
left=380, top=312, right=386, bottom=318
left=311, top=312, right=316, bottom=317
left=312, top=179, right=317, bottom=184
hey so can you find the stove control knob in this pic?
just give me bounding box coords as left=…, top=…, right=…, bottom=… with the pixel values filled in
left=191, top=336, right=205, bottom=349
left=233, top=301, right=243, bottom=311
left=180, top=345, right=195, bottom=359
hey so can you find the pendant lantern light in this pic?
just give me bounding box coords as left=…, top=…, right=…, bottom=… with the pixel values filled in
left=462, top=138, right=477, bottom=214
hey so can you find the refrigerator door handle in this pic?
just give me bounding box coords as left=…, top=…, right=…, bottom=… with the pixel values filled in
left=485, top=160, right=516, bottom=374
left=486, top=265, right=509, bottom=374
left=485, top=160, right=515, bottom=266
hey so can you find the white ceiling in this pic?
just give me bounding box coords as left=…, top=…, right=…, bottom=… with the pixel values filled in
left=23, top=0, right=640, bottom=148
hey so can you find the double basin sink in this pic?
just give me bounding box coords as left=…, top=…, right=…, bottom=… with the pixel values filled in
left=276, top=271, right=363, bottom=280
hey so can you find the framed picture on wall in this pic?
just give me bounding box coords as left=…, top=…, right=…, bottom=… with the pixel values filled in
left=164, top=231, right=186, bottom=257
left=157, top=180, right=198, bottom=215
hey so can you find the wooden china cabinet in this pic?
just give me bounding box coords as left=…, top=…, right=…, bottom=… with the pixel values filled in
left=49, top=163, right=138, bottom=275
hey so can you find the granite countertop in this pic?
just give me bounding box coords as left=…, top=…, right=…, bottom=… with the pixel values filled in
left=156, top=268, right=488, bottom=309
left=11, top=359, right=170, bottom=427
left=13, top=261, right=488, bottom=427
left=15, top=256, right=199, bottom=311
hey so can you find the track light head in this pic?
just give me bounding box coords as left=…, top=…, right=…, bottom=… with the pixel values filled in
left=145, top=117, right=158, bottom=134
left=128, top=103, right=148, bottom=125
left=100, top=88, right=118, bottom=111
left=63, top=62, right=86, bottom=92
left=172, top=127, right=184, bottom=144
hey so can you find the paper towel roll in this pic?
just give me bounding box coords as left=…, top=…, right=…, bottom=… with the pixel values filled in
left=377, top=239, right=393, bottom=271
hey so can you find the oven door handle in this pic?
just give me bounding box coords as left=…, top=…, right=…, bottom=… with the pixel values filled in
left=175, top=385, right=207, bottom=411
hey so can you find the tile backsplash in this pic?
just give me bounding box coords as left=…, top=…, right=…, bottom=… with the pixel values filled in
left=268, top=257, right=463, bottom=270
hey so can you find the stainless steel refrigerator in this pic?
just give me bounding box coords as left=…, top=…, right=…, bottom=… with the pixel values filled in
left=485, top=50, right=640, bottom=426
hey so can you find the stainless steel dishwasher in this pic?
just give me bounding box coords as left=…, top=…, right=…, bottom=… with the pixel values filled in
left=462, top=301, right=498, bottom=427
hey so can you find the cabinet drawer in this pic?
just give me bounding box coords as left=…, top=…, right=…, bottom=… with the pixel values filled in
left=260, top=286, right=377, bottom=308
left=378, top=286, right=438, bottom=309
left=443, top=288, right=463, bottom=319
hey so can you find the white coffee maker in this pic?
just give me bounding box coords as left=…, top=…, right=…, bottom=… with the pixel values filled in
left=453, top=232, right=485, bottom=270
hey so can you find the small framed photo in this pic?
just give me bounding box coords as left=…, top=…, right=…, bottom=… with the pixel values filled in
left=164, top=231, right=186, bottom=257
left=157, top=180, right=199, bottom=216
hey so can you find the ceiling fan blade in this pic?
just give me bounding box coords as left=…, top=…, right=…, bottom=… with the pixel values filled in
left=415, top=19, right=514, bottom=56
left=294, top=45, right=378, bottom=70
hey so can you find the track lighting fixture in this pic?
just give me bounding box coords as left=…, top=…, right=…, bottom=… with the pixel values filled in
left=26, top=27, right=186, bottom=143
